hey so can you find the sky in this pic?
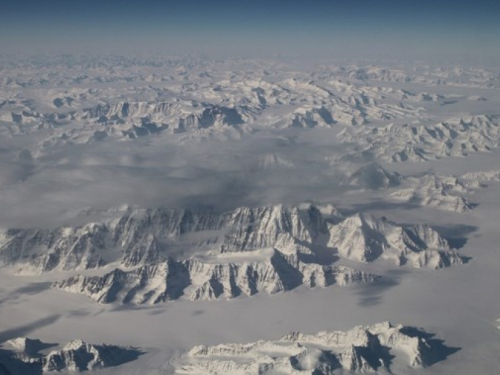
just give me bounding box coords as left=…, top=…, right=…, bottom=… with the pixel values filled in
left=1, top=0, right=500, bottom=63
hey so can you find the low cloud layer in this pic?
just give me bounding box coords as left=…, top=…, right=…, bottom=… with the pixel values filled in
left=0, top=128, right=356, bottom=229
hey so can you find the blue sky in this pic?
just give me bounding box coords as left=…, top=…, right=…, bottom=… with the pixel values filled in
left=1, top=0, right=499, bottom=62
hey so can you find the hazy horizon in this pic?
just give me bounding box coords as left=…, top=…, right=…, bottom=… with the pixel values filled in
left=1, top=0, right=499, bottom=64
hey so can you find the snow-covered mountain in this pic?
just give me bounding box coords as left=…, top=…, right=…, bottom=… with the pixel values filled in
left=1, top=56, right=499, bottom=375
left=5, top=337, right=46, bottom=359
left=256, top=153, right=295, bottom=170
left=4, top=60, right=477, bottom=148
left=338, top=115, right=500, bottom=162
left=0, top=204, right=324, bottom=273
left=2, top=337, right=140, bottom=373
left=173, top=321, right=455, bottom=374
left=341, top=162, right=402, bottom=190
left=48, top=206, right=466, bottom=304
left=0, top=224, right=108, bottom=274
left=391, top=174, right=474, bottom=212
left=81, top=101, right=247, bottom=136
left=0, top=207, right=224, bottom=273
left=41, top=340, right=136, bottom=372
left=216, top=204, right=328, bottom=254
left=327, top=213, right=464, bottom=268
left=460, top=169, right=500, bottom=187
left=53, top=249, right=378, bottom=304
left=0, top=203, right=465, bottom=275
left=390, top=169, right=500, bottom=212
